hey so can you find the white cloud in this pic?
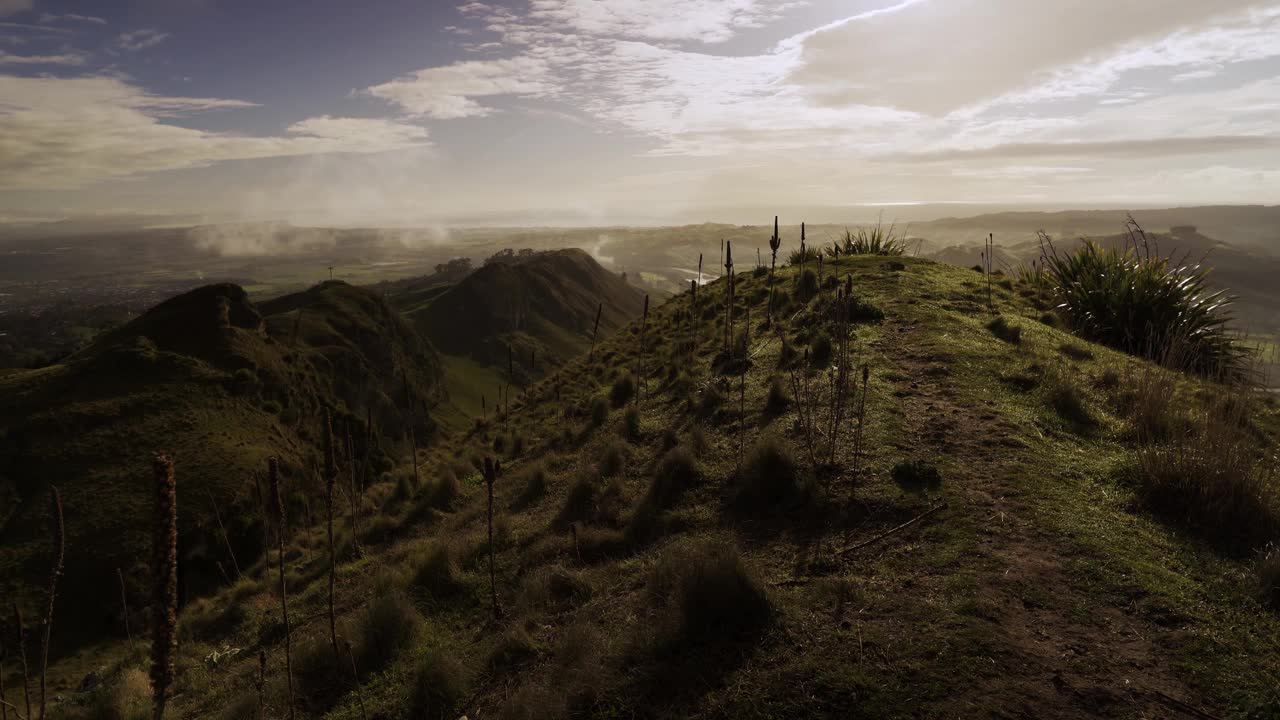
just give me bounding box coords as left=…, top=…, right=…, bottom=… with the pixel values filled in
left=117, top=28, right=169, bottom=51
left=0, top=50, right=83, bottom=64
left=366, top=56, right=555, bottom=118
left=0, top=75, right=433, bottom=190
left=0, top=0, right=31, bottom=18
left=39, top=12, right=107, bottom=25
left=525, top=0, right=800, bottom=43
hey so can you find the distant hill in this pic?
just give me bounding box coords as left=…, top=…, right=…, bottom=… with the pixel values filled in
left=0, top=280, right=443, bottom=642
left=394, top=249, right=647, bottom=419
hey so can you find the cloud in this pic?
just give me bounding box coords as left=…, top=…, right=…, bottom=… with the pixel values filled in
left=0, top=0, right=31, bottom=18
left=117, top=28, right=168, bottom=51
left=890, top=135, right=1280, bottom=163
left=366, top=56, right=555, bottom=118
left=524, top=0, right=800, bottom=43
left=0, top=50, right=83, bottom=64
left=39, top=12, right=107, bottom=25
left=0, top=75, right=434, bottom=190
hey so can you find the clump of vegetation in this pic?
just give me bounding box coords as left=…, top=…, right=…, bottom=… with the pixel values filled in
left=405, top=646, right=468, bottom=719
left=764, top=376, right=790, bottom=416
left=795, top=270, right=819, bottom=302
left=1259, top=545, right=1280, bottom=612
left=487, top=624, right=541, bottom=672
left=622, top=405, right=641, bottom=442
left=735, top=438, right=806, bottom=510
left=513, top=463, right=547, bottom=509
left=598, top=439, right=627, bottom=477
left=826, top=222, right=907, bottom=257
left=412, top=542, right=464, bottom=598
left=82, top=667, right=152, bottom=720
left=891, top=460, right=943, bottom=497
left=641, top=446, right=701, bottom=512
left=1039, top=223, right=1248, bottom=378
left=610, top=372, right=636, bottom=408
left=589, top=396, right=610, bottom=427
left=809, top=332, right=833, bottom=367
left=986, top=316, right=1022, bottom=344
left=356, top=588, right=423, bottom=675
left=1136, top=404, right=1278, bottom=553
left=1042, top=364, right=1095, bottom=428
left=648, top=542, right=773, bottom=646
left=699, top=382, right=725, bottom=417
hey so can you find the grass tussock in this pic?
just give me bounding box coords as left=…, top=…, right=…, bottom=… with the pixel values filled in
left=1136, top=394, right=1278, bottom=553
left=590, top=396, right=610, bottom=427
left=622, top=405, right=641, bottom=442
left=1042, top=364, right=1095, bottom=428
left=647, top=542, right=773, bottom=646
left=512, top=462, right=548, bottom=510
left=79, top=667, right=152, bottom=720
left=986, top=316, right=1022, bottom=344
left=1259, top=544, right=1280, bottom=612
left=891, top=459, right=943, bottom=497
left=640, top=446, right=701, bottom=512
left=610, top=372, right=636, bottom=408
left=412, top=542, right=465, bottom=598
left=734, top=437, right=807, bottom=511
left=764, top=376, right=790, bottom=416
left=487, top=624, right=541, bottom=672
left=405, top=645, right=469, bottom=719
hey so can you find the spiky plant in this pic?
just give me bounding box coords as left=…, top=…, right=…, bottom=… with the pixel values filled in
left=322, top=408, right=338, bottom=656
left=768, top=216, right=781, bottom=321
left=150, top=455, right=177, bottom=720
left=118, top=567, right=134, bottom=652
left=13, top=602, right=30, bottom=720
left=1039, top=223, right=1248, bottom=379
left=590, top=302, right=602, bottom=361
left=268, top=457, right=297, bottom=720
left=39, top=485, right=64, bottom=720
left=826, top=220, right=907, bottom=257
left=402, top=371, right=420, bottom=489
left=483, top=457, right=502, bottom=619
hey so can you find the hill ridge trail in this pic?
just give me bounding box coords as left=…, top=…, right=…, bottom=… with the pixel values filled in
left=866, top=314, right=1198, bottom=719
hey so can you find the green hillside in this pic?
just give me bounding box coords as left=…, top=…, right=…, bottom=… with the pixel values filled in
left=9, top=253, right=1280, bottom=719
left=395, top=248, right=647, bottom=423
left=0, top=281, right=443, bottom=643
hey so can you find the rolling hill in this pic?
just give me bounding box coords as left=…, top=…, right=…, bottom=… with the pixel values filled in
left=0, top=280, right=444, bottom=642
left=11, top=248, right=1279, bottom=719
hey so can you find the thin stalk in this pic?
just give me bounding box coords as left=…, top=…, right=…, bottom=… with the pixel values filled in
left=40, top=486, right=64, bottom=720
left=268, top=458, right=296, bottom=720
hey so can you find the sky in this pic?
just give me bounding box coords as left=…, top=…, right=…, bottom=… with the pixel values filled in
left=1, top=0, right=1278, bottom=227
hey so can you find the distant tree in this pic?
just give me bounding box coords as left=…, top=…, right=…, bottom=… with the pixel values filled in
left=434, top=258, right=472, bottom=276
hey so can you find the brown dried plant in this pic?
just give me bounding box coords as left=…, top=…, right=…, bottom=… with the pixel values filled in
left=150, top=455, right=177, bottom=720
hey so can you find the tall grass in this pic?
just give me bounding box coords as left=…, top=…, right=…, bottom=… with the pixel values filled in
left=1039, top=223, right=1248, bottom=379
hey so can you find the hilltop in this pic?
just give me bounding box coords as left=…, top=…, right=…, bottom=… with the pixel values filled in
left=394, top=248, right=647, bottom=420
left=11, top=247, right=1278, bottom=719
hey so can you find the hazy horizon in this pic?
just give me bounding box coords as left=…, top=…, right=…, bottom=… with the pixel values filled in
left=3, top=1, right=1279, bottom=228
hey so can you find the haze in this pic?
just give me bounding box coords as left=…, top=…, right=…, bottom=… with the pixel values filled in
left=2, top=0, right=1279, bottom=228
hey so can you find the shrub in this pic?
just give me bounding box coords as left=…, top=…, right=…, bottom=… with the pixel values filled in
left=764, top=376, right=790, bottom=416
left=517, top=566, right=592, bottom=615
left=1042, top=365, right=1095, bottom=427
left=1259, top=545, right=1280, bottom=612
left=589, top=396, right=610, bottom=427
left=622, top=405, right=641, bottom=442
left=1040, top=234, right=1247, bottom=378
left=826, top=222, right=907, bottom=257
left=699, top=382, right=725, bottom=417
left=427, top=468, right=461, bottom=511
left=1136, top=413, right=1278, bottom=553
left=555, top=475, right=598, bottom=530
left=986, top=316, right=1022, bottom=344
left=809, top=332, right=833, bottom=367
left=796, top=269, right=819, bottom=302
left=649, top=542, right=772, bottom=645
left=84, top=667, right=152, bottom=720
left=412, top=542, right=464, bottom=598
left=610, top=373, right=636, bottom=408
left=356, top=589, right=423, bottom=674
left=487, top=624, right=541, bottom=672
left=405, top=646, right=468, bottom=719
left=513, top=463, right=547, bottom=509
left=294, top=633, right=350, bottom=711
left=891, top=460, right=942, bottom=496
left=598, top=439, right=626, bottom=478
left=640, top=446, right=701, bottom=512
left=1058, top=343, right=1095, bottom=361
left=659, top=427, right=679, bottom=452
left=735, top=438, right=805, bottom=510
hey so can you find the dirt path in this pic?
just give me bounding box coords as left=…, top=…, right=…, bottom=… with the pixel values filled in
left=873, top=317, right=1203, bottom=719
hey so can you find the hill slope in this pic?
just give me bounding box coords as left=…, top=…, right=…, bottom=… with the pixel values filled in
left=17, top=254, right=1280, bottom=720
left=397, top=248, right=647, bottom=418
left=0, top=280, right=443, bottom=642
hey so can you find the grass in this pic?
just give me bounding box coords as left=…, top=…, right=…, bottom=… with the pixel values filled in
left=734, top=437, right=806, bottom=510
left=26, top=249, right=1280, bottom=720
